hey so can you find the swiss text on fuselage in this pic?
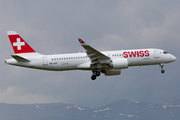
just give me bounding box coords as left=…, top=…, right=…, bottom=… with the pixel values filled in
left=123, top=50, right=150, bottom=58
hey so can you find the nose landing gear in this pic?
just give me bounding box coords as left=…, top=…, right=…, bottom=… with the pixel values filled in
left=159, top=63, right=165, bottom=73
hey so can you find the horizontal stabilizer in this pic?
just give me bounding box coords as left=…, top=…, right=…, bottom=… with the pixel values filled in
left=11, top=55, right=30, bottom=62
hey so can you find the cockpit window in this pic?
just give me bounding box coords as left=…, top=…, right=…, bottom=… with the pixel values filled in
left=163, top=51, right=169, bottom=54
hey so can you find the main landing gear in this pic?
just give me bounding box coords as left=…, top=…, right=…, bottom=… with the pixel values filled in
left=159, top=63, right=165, bottom=73
left=91, top=70, right=101, bottom=80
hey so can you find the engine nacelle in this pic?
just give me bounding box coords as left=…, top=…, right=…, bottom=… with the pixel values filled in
left=103, top=69, right=121, bottom=76
left=111, top=58, right=128, bottom=69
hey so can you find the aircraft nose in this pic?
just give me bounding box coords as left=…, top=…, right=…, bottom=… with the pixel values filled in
left=171, top=55, right=176, bottom=62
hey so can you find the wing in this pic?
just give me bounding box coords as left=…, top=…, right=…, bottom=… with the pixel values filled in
left=78, top=38, right=110, bottom=68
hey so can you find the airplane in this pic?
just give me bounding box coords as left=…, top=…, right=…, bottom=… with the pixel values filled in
left=5, top=31, right=176, bottom=80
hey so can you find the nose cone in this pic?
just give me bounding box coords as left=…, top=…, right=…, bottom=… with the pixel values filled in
left=170, top=55, right=176, bottom=62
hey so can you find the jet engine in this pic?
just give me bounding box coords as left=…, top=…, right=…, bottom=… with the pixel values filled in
left=110, top=58, right=129, bottom=69
left=102, top=69, right=121, bottom=76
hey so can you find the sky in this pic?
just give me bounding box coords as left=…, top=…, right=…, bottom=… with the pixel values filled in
left=1, top=0, right=180, bottom=108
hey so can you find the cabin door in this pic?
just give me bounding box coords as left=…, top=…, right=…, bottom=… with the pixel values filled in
left=42, top=57, right=48, bottom=66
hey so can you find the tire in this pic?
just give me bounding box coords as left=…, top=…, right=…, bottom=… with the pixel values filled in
left=91, top=75, right=96, bottom=80
left=161, top=70, right=165, bottom=73
left=96, top=71, right=101, bottom=76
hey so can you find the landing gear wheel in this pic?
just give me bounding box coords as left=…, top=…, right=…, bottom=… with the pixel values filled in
left=95, top=71, right=101, bottom=76
left=91, top=75, right=96, bottom=80
left=159, top=63, right=165, bottom=74
left=161, top=70, right=165, bottom=73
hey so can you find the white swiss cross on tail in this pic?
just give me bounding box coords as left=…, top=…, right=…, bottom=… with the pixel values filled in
left=13, top=38, right=25, bottom=50
left=7, top=31, right=36, bottom=54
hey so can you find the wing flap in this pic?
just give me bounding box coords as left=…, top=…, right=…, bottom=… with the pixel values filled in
left=90, top=61, right=98, bottom=65
left=90, top=56, right=99, bottom=61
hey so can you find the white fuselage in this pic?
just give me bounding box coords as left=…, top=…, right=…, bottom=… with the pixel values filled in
left=5, top=31, right=176, bottom=80
left=5, top=48, right=176, bottom=71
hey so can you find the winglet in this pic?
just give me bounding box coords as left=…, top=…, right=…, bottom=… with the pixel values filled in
left=78, top=38, right=88, bottom=47
left=78, top=38, right=85, bottom=43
